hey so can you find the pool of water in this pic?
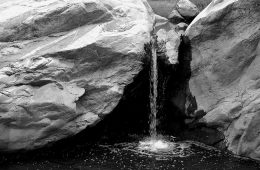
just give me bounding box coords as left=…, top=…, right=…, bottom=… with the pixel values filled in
left=1, top=136, right=260, bottom=170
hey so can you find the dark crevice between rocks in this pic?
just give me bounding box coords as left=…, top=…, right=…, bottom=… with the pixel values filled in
left=13, top=80, right=57, bottom=88
left=156, top=35, right=192, bottom=135
left=168, top=35, right=226, bottom=148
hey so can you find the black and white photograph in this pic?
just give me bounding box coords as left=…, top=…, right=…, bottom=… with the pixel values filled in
left=0, top=0, right=259, bottom=169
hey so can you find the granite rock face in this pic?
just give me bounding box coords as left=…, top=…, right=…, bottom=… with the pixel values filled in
left=176, top=0, right=200, bottom=19
left=154, top=15, right=180, bottom=65
left=0, top=0, right=154, bottom=150
left=186, top=0, right=260, bottom=160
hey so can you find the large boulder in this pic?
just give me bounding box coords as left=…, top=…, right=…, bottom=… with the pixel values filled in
left=186, top=0, right=260, bottom=160
left=147, top=0, right=177, bottom=18
left=176, top=0, right=200, bottom=19
left=0, top=0, right=154, bottom=150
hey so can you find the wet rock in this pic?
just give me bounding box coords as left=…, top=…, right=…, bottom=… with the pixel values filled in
left=181, top=126, right=225, bottom=147
left=186, top=0, right=260, bottom=160
left=176, top=0, right=200, bottom=20
left=0, top=0, right=154, bottom=151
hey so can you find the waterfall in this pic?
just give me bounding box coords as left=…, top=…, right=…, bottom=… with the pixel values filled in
left=138, top=35, right=175, bottom=153
left=149, top=35, right=158, bottom=138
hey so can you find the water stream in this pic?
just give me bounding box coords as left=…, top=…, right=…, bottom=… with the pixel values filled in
left=149, top=35, right=158, bottom=138
left=139, top=34, right=172, bottom=153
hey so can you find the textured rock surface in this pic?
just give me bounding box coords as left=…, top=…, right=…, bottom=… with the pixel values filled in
left=156, top=29, right=180, bottom=65
left=190, top=0, right=212, bottom=11
left=154, top=15, right=180, bottom=65
left=147, top=0, right=177, bottom=18
left=186, top=0, right=260, bottom=160
left=168, top=9, right=185, bottom=24
left=0, top=0, right=154, bottom=150
left=177, top=0, right=200, bottom=19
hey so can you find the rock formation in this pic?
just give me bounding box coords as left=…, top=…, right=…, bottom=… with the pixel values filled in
left=0, top=0, right=154, bottom=150
left=147, top=0, right=177, bottom=18
left=176, top=0, right=200, bottom=20
left=186, top=0, right=260, bottom=160
left=1, top=0, right=260, bottom=163
left=154, top=15, right=180, bottom=65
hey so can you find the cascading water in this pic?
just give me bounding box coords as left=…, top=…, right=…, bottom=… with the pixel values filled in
left=138, top=34, right=174, bottom=152
left=149, top=35, right=158, bottom=138
left=138, top=35, right=191, bottom=155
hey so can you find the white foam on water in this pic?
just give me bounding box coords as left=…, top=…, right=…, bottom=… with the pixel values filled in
left=101, top=137, right=195, bottom=159
left=138, top=139, right=169, bottom=152
left=137, top=137, right=193, bottom=158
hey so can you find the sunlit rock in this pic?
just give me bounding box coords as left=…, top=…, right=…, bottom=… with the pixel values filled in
left=176, top=0, right=200, bottom=19
left=156, top=29, right=180, bottom=65
left=147, top=0, right=176, bottom=18
left=0, top=0, right=154, bottom=151
left=186, top=0, right=260, bottom=160
left=154, top=15, right=180, bottom=65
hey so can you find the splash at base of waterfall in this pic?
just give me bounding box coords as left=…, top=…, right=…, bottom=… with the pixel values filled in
left=138, top=139, right=169, bottom=152
left=3, top=136, right=260, bottom=170
left=136, top=136, right=194, bottom=159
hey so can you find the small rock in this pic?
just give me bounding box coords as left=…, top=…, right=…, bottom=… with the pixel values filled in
left=176, top=0, right=200, bottom=19
left=175, top=22, right=188, bottom=33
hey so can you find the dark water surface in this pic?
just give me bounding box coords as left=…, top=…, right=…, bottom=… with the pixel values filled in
left=0, top=136, right=260, bottom=170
